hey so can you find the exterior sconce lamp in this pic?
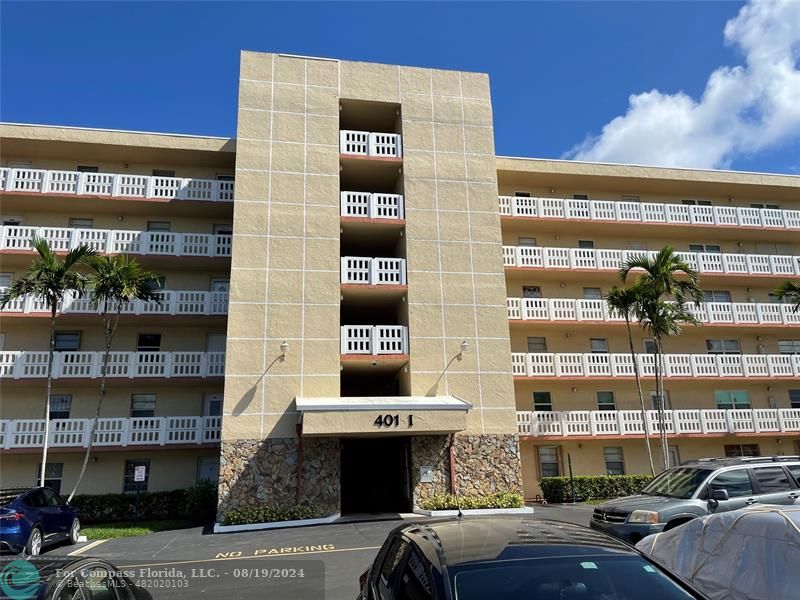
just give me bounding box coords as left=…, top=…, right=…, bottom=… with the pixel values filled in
left=458, top=340, right=469, bottom=361
left=280, top=340, right=289, bottom=360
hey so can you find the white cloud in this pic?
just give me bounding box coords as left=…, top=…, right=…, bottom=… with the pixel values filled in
left=563, top=0, right=800, bottom=169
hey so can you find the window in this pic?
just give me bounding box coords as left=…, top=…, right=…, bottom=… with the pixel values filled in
left=518, top=237, right=537, bottom=247
left=622, top=195, right=640, bottom=203
left=682, top=199, right=712, bottom=206
left=627, top=241, right=647, bottom=251
left=752, top=467, right=793, bottom=493
left=724, top=444, right=761, bottom=457
left=197, top=457, right=220, bottom=484
left=136, top=333, right=161, bottom=352
left=514, top=191, right=531, bottom=198
left=573, top=194, right=589, bottom=200
left=769, top=292, right=795, bottom=304
left=147, top=221, right=171, bottom=232
left=706, top=339, right=741, bottom=354
left=68, top=218, right=93, bottom=229
left=790, top=390, right=800, bottom=409
left=577, top=240, right=595, bottom=249
left=527, top=336, right=547, bottom=352
left=76, top=165, right=99, bottom=173
left=789, top=465, right=800, bottom=484
left=54, top=331, right=80, bottom=351
left=643, top=339, right=656, bottom=354
left=152, top=276, right=166, bottom=290
left=0, top=273, right=12, bottom=288
left=130, top=394, right=156, bottom=418
left=715, top=390, right=751, bottom=410
left=704, top=290, right=732, bottom=303
left=49, top=394, right=72, bottom=419
left=36, top=463, right=64, bottom=494
left=708, top=469, right=753, bottom=498
left=123, top=459, right=150, bottom=493
left=668, top=446, right=681, bottom=468
left=210, top=279, right=230, bottom=293
left=378, top=536, right=409, bottom=595
left=690, top=243, right=721, bottom=253
left=596, top=391, right=616, bottom=411
left=751, top=203, right=780, bottom=210
left=650, top=390, right=671, bottom=410
left=213, top=223, right=233, bottom=235
left=152, top=169, right=175, bottom=177
left=590, top=338, right=609, bottom=353
left=533, top=392, right=552, bottom=412
left=778, top=340, right=800, bottom=354
left=603, top=447, right=625, bottom=475
left=7, top=161, right=32, bottom=169
left=522, top=286, right=542, bottom=299
left=217, top=174, right=235, bottom=181
left=583, top=287, right=602, bottom=300
left=538, top=447, right=560, bottom=477
left=395, top=545, right=434, bottom=600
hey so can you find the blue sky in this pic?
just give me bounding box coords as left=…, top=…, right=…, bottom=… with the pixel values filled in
left=2, top=1, right=798, bottom=174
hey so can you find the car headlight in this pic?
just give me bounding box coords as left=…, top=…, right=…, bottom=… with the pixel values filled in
left=627, top=510, right=660, bottom=524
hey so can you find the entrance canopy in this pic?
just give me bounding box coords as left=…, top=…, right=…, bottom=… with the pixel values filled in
left=295, top=395, right=471, bottom=436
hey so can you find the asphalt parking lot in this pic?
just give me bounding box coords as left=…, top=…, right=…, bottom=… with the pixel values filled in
left=48, top=504, right=594, bottom=600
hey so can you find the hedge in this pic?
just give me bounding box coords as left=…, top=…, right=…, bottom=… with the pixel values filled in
left=418, top=492, right=524, bottom=511
left=540, top=475, right=653, bottom=503
left=222, top=505, right=320, bottom=526
left=71, top=482, right=217, bottom=524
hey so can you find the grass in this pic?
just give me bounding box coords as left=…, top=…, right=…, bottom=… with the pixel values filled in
left=82, top=519, right=197, bottom=540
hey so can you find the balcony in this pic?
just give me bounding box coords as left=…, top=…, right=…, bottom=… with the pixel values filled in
left=0, top=351, right=226, bottom=380
left=499, top=196, right=800, bottom=231
left=0, top=168, right=234, bottom=202
left=1, top=226, right=232, bottom=258
left=340, top=191, right=405, bottom=220
left=341, top=326, right=408, bottom=355
left=0, top=290, right=229, bottom=317
left=507, top=298, right=800, bottom=327
left=341, top=257, right=407, bottom=286
left=517, top=409, right=800, bottom=438
left=0, top=416, right=221, bottom=450
left=340, top=131, right=402, bottom=158
left=503, top=246, right=800, bottom=278
left=511, top=352, right=800, bottom=379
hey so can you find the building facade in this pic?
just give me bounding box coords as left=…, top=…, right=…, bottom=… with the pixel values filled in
left=1, top=51, right=798, bottom=511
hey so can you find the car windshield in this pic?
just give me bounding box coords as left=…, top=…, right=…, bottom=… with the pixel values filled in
left=451, top=555, right=700, bottom=600
left=640, top=467, right=712, bottom=499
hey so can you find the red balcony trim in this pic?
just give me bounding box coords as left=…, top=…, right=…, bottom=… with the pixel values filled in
left=1, top=442, right=220, bottom=455
left=339, top=153, right=403, bottom=163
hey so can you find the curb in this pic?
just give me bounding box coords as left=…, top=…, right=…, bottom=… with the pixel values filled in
left=413, top=507, right=535, bottom=517
left=213, top=513, right=341, bottom=533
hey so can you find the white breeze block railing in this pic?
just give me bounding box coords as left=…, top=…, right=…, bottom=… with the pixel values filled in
left=341, top=257, right=407, bottom=285
left=341, top=325, right=408, bottom=355
left=506, top=298, right=800, bottom=327
left=516, top=409, right=800, bottom=437
left=0, top=290, right=229, bottom=316
left=498, top=196, right=800, bottom=231
left=502, top=246, right=800, bottom=277
left=340, top=191, right=405, bottom=219
left=0, top=416, right=221, bottom=449
left=0, top=351, right=225, bottom=379
left=340, top=131, right=402, bottom=158
left=0, top=168, right=234, bottom=202
left=1, top=226, right=232, bottom=257
left=511, top=352, right=800, bottom=379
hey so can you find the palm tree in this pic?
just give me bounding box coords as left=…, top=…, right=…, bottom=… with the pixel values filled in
left=606, top=285, right=655, bottom=476
left=775, top=280, right=800, bottom=312
left=620, top=246, right=703, bottom=472
left=0, top=238, right=95, bottom=487
left=67, top=255, right=162, bottom=501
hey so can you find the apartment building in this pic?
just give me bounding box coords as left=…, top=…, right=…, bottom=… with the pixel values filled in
left=1, top=51, right=798, bottom=510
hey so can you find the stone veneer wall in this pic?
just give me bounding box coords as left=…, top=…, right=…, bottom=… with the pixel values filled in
left=218, top=438, right=340, bottom=519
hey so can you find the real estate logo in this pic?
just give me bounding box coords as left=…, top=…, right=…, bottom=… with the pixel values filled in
left=0, top=560, right=40, bottom=600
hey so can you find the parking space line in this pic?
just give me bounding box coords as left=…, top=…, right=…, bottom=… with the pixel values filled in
left=68, top=539, right=108, bottom=556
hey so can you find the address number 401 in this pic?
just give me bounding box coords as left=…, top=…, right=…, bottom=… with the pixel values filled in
left=374, top=414, right=414, bottom=428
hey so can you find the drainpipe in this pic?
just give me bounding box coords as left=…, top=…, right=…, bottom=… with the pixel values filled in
left=448, top=433, right=457, bottom=496
left=296, top=421, right=304, bottom=504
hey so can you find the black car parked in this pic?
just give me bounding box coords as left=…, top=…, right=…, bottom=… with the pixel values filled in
left=357, top=516, right=710, bottom=600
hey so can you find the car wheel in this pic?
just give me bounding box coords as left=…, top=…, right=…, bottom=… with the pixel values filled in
left=664, top=518, right=693, bottom=531
left=68, top=518, right=81, bottom=544
left=25, top=527, right=43, bottom=556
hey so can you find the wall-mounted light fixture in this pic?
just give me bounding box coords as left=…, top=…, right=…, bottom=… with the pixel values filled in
left=458, top=339, right=470, bottom=361
left=280, top=340, right=289, bottom=360
left=571, top=386, right=578, bottom=392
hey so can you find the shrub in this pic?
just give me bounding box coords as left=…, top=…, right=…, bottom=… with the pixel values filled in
left=539, top=475, right=653, bottom=503
left=418, top=492, right=524, bottom=511
left=71, top=484, right=217, bottom=524
left=222, top=504, right=320, bottom=526
left=185, top=480, right=218, bottom=523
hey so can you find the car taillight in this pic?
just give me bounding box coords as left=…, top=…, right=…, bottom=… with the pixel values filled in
left=0, top=512, right=24, bottom=521
left=359, top=569, right=368, bottom=590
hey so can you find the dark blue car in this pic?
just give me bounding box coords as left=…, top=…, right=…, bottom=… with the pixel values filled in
left=0, top=488, right=80, bottom=555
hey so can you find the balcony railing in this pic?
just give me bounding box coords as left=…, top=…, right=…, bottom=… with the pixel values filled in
left=341, top=191, right=405, bottom=220
left=0, top=168, right=234, bottom=202
left=507, top=298, right=800, bottom=327
left=341, top=326, right=408, bottom=355
left=340, top=131, right=402, bottom=158
left=1, top=226, right=232, bottom=257
left=503, top=246, right=800, bottom=277
left=517, top=409, right=800, bottom=437
left=0, top=351, right=226, bottom=379
left=0, top=416, right=221, bottom=449
left=0, top=290, right=229, bottom=317
left=511, top=352, right=800, bottom=378
left=499, top=196, right=800, bottom=231
left=341, top=257, right=407, bottom=285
